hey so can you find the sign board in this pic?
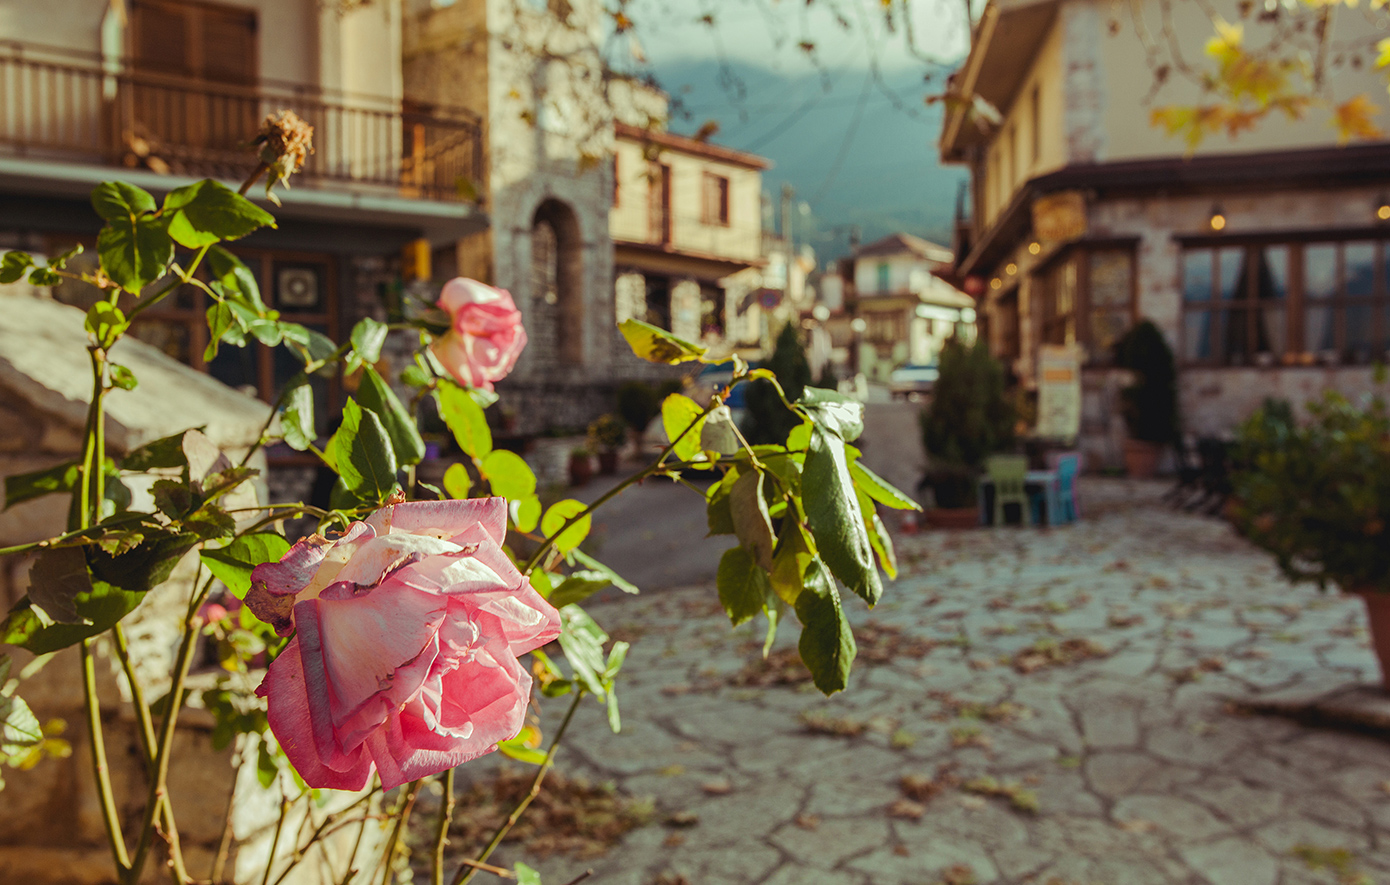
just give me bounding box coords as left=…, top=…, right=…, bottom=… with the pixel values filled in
left=1032, top=190, right=1087, bottom=243
left=1036, top=344, right=1081, bottom=440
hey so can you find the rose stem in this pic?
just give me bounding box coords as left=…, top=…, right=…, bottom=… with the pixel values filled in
left=562, top=872, right=594, bottom=885
left=81, top=638, right=131, bottom=874
left=269, top=790, right=377, bottom=885
left=260, top=796, right=292, bottom=885
left=209, top=757, right=242, bottom=883
left=376, top=780, right=423, bottom=885
left=431, top=767, right=456, bottom=885
left=111, top=623, right=191, bottom=882
left=239, top=162, right=269, bottom=196
left=452, top=690, right=585, bottom=885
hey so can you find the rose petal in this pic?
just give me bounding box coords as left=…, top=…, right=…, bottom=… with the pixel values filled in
left=257, top=638, right=374, bottom=790
left=365, top=499, right=508, bottom=548
left=247, top=522, right=375, bottom=635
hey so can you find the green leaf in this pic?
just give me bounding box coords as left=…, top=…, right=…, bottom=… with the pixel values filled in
left=27, top=266, right=60, bottom=287
left=325, top=399, right=399, bottom=504
left=0, top=691, right=42, bottom=761
left=481, top=449, right=536, bottom=500
left=700, top=404, right=741, bottom=455
left=858, top=488, right=898, bottom=580
left=557, top=605, right=608, bottom=698
left=661, top=393, right=707, bottom=464
left=357, top=366, right=426, bottom=466
left=84, top=302, right=128, bottom=347
left=798, top=387, right=864, bottom=442
left=850, top=460, right=920, bottom=511
left=437, top=382, right=492, bottom=460
left=163, top=179, right=275, bottom=248
left=349, top=317, right=388, bottom=367
left=794, top=560, right=856, bottom=695
left=201, top=533, right=292, bottom=599
left=206, top=246, right=267, bottom=313
left=90, top=181, right=156, bottom=221
left=541, top=499, right=590, bottom=555
left=28, top=547, right=94, bottom=624
left=109, top=364, right=138, bottom=391
left=3, top=576, right=143, bottom=656
left=443, top=462, right=472, bottom=499
left=618, top=318, right=707, bottom=364
left=717, top=546, right=771, bottom=627
left=705, top=467, right=739, bottom=536
left=514, top=494, right=542, bottom=533
left=204, top=302, right=242, bottom=361
left=730, top=470, right=775, bottom=570
left=571, top=549, right=639, bottom=595
left=97, top=214, right=173, bottom=294
left=803, top=426, right=882, bottom=607
left=280, top=376, right=316, bottom=452
left=5, top=461, right=80, bottom=510
left=548, top=570, right=615, bottom=609
left=497, top=737, right=547, bottom=766
left=514, top=863, right=543, bottom=885
left=769, top=514, right=816, bottom=606
left=0, top=251, right=34, bottom=284
left=122, top=429, right=198, bottom=472
left=279, top=323, right=338, bottom=365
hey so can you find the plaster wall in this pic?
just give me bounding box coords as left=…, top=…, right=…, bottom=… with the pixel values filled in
left=853, top=253, right=928, bottom=296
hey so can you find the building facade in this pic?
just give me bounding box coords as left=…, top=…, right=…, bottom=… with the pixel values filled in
left=943, top=0, right=1390, bottom=468
left=1, top=0, right=486, bottom=448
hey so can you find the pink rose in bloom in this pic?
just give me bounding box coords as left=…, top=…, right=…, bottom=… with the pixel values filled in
left=431, top=277, right=527, bottom=391
left=247, top=498, right=559, bottom=791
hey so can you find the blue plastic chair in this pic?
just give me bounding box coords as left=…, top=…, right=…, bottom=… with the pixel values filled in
left=1032, top=452, right=1080, bottom=525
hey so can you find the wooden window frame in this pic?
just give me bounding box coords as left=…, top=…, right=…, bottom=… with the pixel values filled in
left=701, top=172, right=730, bottom=226
left=1030, top=239, right=1138, bottom=364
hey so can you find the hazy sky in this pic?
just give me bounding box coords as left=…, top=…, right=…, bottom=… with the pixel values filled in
left=615, top=0, right=974, bottom=77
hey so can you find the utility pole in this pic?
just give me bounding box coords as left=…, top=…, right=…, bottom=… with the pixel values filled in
left=781, top=182, right=795, bottom=255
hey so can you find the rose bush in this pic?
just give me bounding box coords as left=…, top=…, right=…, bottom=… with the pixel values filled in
left=431, top=277, right=527, bottom=391
left=247, top=498, right=560, bottom=790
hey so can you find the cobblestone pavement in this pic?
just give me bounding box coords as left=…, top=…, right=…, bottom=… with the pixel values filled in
left=456, top=480, right=1390, bottom=885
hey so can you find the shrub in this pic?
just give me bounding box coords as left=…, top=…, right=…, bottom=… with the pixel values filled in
left=1230, top=387, right=1390, bottom=591
left=918, top=338, right=1015, bottom=508
left=587, top=413, right=627, bottom=452
left=1112, top=320, right=1178, bottom=444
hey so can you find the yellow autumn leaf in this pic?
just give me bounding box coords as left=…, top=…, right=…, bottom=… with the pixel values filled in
left=1332, top=94, right=1384, bottom=144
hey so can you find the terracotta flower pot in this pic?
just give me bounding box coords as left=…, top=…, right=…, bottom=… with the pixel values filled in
left=1352, top=591, right=1390, bottom=689
left=924, top=506, right=980, bottom=530
left=597, top=450, right=619, bottom=475
left=1123, top=438, right=1162, bottom=478
left=568, top=452, right=593, bottom=487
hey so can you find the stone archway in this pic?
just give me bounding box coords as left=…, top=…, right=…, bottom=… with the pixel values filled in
left=529, top=198, right=584, bottom=368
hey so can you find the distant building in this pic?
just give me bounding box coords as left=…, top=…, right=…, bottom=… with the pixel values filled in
left=837, top=233, right=975, bottom=382
left=610, top=87, right=772, bottom=356
left=942, top=0, right=1390, bottom=467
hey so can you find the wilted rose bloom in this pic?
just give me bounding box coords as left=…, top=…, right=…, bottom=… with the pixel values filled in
left=247, top=499, right=559, bottom=790
left=431, top=278, right=527, bottom=391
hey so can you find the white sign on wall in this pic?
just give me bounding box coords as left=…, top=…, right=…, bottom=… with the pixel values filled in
left=1036, top=345, right=1081, bottom=440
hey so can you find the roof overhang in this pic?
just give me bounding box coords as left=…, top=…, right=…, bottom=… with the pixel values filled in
left=0, top=157, right=489, bottom=248
left=941, top=0, right=1060, bottom=163
left=614, top=239, right=764, bottom=282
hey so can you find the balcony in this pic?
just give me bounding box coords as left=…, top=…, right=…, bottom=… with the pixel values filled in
left=0, top=42, right=482, bottom=205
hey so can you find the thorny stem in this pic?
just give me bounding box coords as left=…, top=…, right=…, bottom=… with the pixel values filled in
left=269, top=790, right=378, bottom=885
left=81, top=638, right=131, bottom=874
left=431, top=767, right=456, bottom=885
left=452, top=690, right=586, bottom=885
left=209, top=759, right=241, bottom=884
left=335, top=776, right=381, bottom=885
left=124, top=244, right=213, bottom=324
left=239, top=162, right=270, bottom=197
left=111, top=624, right=191, bottom=883
left=124, top=591, right=202, bottom=885
left=376, top=781, right=423, bottom=885
left=261, top=796, right=293, bottom=885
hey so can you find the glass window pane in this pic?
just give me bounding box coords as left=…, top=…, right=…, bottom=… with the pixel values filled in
left=1258, top=246, right=1289, bottom=300
left=1306, top=304, right=1335, bottom=353
left=1345, top=242, right=1376, bottom=297
left=1089, top=250, right=1131, bottom=308
left=1259, top=304, right=1287, bottom=356
left=1183, top=250, right=1212, bottom=302
left=1347, top=303, right=1374, bottom=363
left=1221, top=307, right=1248, bottom=363
left=1091, top=309, right=1129, bottom=359
left=207, top=340, right=258, bottom=393
left=1218, top=247, right=1244, bottom=300
left=1306, top=244, right=1338, bottom=299
left=1184, top=310, right=1212, bottom=361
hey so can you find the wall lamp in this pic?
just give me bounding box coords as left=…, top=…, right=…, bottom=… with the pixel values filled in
left=1208, top=203, right=1227, bottom=232
left=1376, top=194, right=1390, bottom=222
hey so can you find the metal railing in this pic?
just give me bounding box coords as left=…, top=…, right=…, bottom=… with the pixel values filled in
left=0, top=43, right=483, bottom=203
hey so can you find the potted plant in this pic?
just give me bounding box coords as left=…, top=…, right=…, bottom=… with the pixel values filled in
left=1229, top=387, right=1390, bottom=686
left=918, top=338, right=1016, bottom=527
left=568, top=445, right=594, bottom=486
left=588, top=412, right=628, bottom=475
left=1112, top=320, right=1179, bottom=478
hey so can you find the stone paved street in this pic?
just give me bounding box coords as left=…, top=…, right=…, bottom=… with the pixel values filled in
left=454, top=480, right=1390, bottom=885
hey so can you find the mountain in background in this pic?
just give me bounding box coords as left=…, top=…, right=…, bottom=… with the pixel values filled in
left=647, top=58, right=969, bottom=267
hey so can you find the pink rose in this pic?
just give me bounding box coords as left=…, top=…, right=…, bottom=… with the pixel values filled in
left=247, top=499, right=559, bottom=790
left=431, top=278, right=527, bottom=391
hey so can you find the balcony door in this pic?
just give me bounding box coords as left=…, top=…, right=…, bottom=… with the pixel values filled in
left=126, top=0, right=259, bottom=169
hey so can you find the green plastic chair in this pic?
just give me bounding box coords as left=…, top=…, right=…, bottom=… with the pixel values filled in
left=986, top=455, right=1030, bottom=527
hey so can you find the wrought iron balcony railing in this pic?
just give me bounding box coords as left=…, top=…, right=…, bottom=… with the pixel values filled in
left=0, top=43, right=483, bottom=204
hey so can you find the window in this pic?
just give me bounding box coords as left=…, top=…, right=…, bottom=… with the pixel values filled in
left=1038, top=258, right=1077, bottom=347
left=1181, top=243, right=1315, bottom=365
left=648, top=162, right=671, bottom=244
left=1030, top=245, right=1135, bottom=362
left=612, top=154, right=619, bottom=206
left=701, top=172, right=730, bottom=226
left=997, top=288, right=1021, bottom=362
left=1304, top=240, right=1387, bottom=363
left=876, top=262, right=890, bottom=293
